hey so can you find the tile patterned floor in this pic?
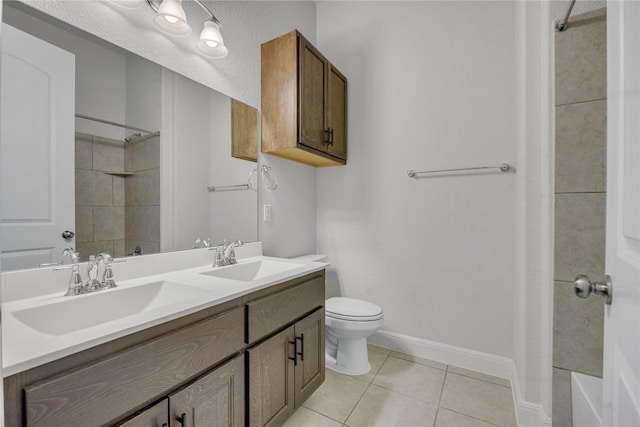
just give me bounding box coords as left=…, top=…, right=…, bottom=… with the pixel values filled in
left=284, top=345, right=518, bottom=427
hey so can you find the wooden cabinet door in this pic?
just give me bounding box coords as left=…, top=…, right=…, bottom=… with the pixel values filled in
left=119, top=399, right=169, bottom=427
left=294, top=308, right=325, bottom=408
left=169, top=355, right=244, bottom=427
left=248, top=326, right=296, bottom=427
left=298, top=36, right=328, bottom=153
left=327, top=66, right=347, bottom=161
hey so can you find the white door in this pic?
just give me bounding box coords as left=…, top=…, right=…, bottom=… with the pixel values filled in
left=0, top=24, right=75, bottom=270
left=602, top=2, right=640, bottom=426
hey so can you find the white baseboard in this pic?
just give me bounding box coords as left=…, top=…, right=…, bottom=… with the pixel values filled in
left=368, top=330, right=550, bottom=427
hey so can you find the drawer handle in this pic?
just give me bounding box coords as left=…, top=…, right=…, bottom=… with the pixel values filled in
left=177, top=413, right=187, bottom=426
left=161, top=424, right=168, bottom=427
left=296, top=334, right=305, bottom=361
left=329, top=129, right=334, bottom=146
left=288, top=340, right=298, bottom=366
left=324, top=128, right=331, bottom=145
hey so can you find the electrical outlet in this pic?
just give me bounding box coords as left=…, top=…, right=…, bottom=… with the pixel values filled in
left=263, top=204, right=272, bottom=222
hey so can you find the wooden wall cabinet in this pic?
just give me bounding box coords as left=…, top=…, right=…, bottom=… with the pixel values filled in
left=231, top=98, right=258, bottom=162
left=261, top=30, right=347, bottom=167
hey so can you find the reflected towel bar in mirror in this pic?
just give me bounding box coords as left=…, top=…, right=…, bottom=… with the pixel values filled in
left=207, top=184, right=250, bottom=192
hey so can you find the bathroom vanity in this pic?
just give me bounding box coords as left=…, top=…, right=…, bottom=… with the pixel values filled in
left=2, top=248, right=326, bottom=427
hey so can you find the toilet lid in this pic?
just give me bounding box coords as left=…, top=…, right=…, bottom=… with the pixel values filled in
left=325, top=297, right=383, bottom=321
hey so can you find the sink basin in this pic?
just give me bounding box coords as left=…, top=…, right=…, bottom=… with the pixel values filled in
left=12, top=281, right=210, bottom=336
left=201, top=259, right=301, bottom=282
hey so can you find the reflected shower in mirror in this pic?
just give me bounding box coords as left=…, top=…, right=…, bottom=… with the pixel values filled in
left=0, top=2, right=258, bottom=271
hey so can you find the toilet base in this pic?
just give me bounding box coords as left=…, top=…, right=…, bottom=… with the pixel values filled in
left=325, top=336, right=371, bottom=376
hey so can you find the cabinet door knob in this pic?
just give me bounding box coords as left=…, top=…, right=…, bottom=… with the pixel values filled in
left=288, top=339, right=298, bottom=365
left=296, top=334, right=305, bottom=361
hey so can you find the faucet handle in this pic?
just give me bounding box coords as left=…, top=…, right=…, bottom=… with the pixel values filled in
left=212, top=246, right=224, bottom=267
left=228, top=246, right=237, bottom=265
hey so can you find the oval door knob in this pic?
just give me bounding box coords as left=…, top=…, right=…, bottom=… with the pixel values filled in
left=573, top=274, right=612, bottom=305
left=61, top=230, right=75, bottom=240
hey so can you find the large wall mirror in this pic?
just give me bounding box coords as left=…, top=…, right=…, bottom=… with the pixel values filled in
left=0, top=1, right=259, bottom=271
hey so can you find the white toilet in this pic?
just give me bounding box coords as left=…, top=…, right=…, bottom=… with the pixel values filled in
left=292, top=254, right=384, bottom=376
left=325, top=297, right=384, bottom=375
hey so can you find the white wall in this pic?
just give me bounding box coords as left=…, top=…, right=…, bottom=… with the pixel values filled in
left=316, top=1, right=516, bottom=357
left=209, top=92, right=258, bottom=244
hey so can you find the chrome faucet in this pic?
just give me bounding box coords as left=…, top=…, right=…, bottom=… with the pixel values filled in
left=86, top=255, right=101, bottom=292
left=61, top=247, right=80, bottom=264
left=212, top=240, right=243, bottom=267
left=96, top=253, right=117, bottom=289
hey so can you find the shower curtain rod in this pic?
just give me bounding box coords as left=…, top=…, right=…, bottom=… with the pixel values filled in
left=555, top=0, right=577, bottom=32
left=75, top=114, right=158, bottom=135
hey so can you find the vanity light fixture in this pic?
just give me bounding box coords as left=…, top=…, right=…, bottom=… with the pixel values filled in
left=140, top=0, right=228, bottom=58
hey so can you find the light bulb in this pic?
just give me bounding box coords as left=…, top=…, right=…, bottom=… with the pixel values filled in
left=153, top=0, right=191, bottom=36
left=197, top=21, right=227, bottom=58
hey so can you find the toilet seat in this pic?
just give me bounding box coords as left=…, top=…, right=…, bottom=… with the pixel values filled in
left=325, top=297, right=383, bottom=322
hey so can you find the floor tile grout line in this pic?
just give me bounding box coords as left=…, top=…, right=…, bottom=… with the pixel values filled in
left=342, top=352, right=391, bottom=425
left=445, top=370, right=512, bottom=390
left=302, top=406, right=347, bottom=426
left=438, top=407, right=505, bottom=427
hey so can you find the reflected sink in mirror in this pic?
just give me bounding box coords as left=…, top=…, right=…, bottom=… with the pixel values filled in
left=11, top=281, right=211, bottom=336
left=201, top=259, right=302, bottom=282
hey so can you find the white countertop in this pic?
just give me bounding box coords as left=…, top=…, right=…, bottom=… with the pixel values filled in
left=2, top=252, right=327, bottom=377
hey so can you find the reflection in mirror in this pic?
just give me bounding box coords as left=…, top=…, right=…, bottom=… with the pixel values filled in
left=0, top=2, right=258, bottom=271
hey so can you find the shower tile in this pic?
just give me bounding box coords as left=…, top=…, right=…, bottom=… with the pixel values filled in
left=93, top=135, right=125, bottom=172
left=435, top=408, right=497, bottom=427
left=555, top=9, right=606, bottom=106
left=132, top=135, right=160, bottom=171
left=93, top=207, right=125, bottom=241
left=553, top=281, right=603, bottom=376
left=447, top=365, right=511, bottom=388
left=553, top=368, right=573, bottom=427
left=75, top=206, right=93, bottom=243
left=113, top=240, right=125, bottom=258
left=440, top=373, right=516, bottom=427
left=554, top=193, right=605, bottom=282
left=372, top=355, right=445, bottom=404
left=76, top=241, right=114, bottom=262
left=76, top=169, right=113, bottom=207
left=303, top=369, right=369, bottom=423
left=128, top=168, right=161, bottom=206
left=128, top=206, right=160, bottom=242
left=346, top=384, right=438, bottom=427
left=75, top=133, right=93, bottom=170
left=555, top=100, right=606, bottom=193
left=113, top=176, right=125, bottom=207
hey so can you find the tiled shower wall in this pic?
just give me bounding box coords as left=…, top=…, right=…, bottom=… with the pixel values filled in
left=75, top=132, right=160, bottom=261
left=75, top=133, right=126, bottom=260
left=124, top=134, right=161, bottom=256
left=553, top=8, right=606, bottom=426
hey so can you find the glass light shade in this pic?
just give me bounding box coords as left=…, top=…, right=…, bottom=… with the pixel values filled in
left=153, top=0, right=191, bottom=36
left=112, top=0, right=143, bottom=8
left=197, top=22, right=228, bottom=58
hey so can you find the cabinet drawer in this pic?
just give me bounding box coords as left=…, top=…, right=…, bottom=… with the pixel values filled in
left=24, top=307, right=244, bottom=427
left=247, top=274, right=324, bottom=344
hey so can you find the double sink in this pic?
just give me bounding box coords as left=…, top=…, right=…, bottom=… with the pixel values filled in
left=3, top=256, right=323, bottom=376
